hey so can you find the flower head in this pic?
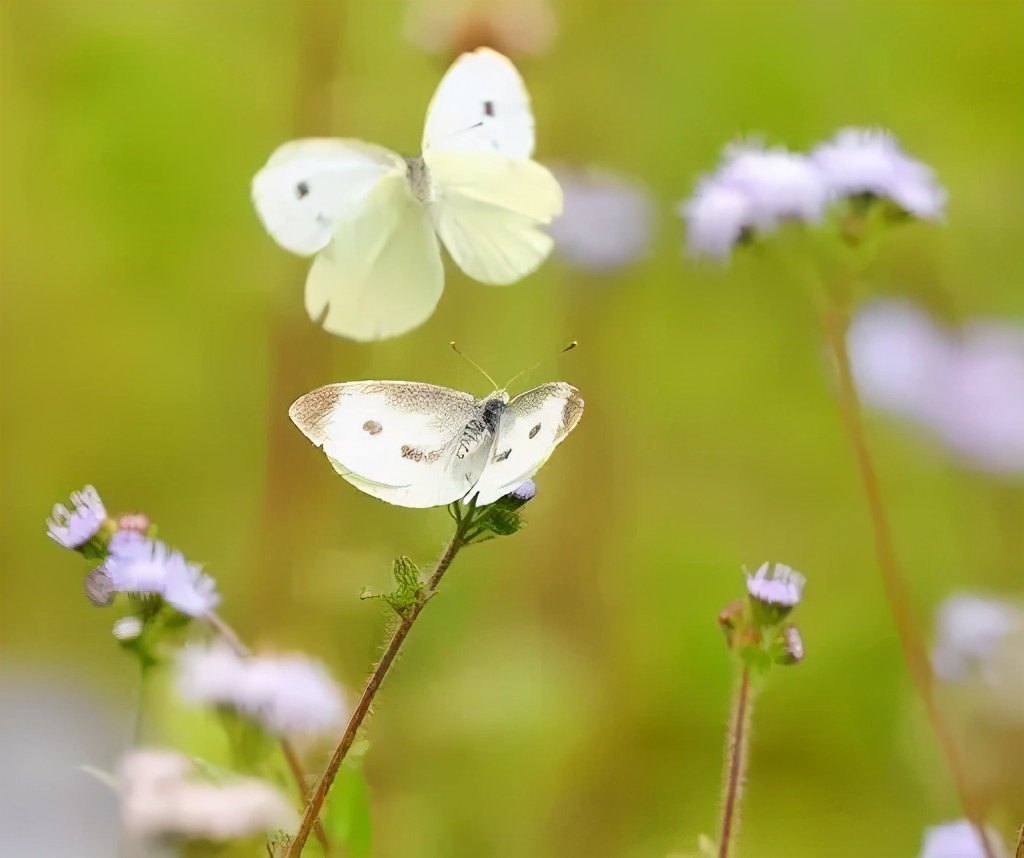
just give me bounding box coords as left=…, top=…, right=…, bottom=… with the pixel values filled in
left=47, top=486, right=107, bottom=549
left=917, top=820, right=1008, bottom=858
left=119, top=749, right=296, bottom=842
left=811, top=128, right=947, bottom=220
left=680, top=141, right=827, bottom=259
left=548, top=165, right=654, bottom=271
left=104, top=533, right=219, bottom=618
left=932, top=593, right=1023, bottom=683
left=511, top=479, right=537, bottom=503
left=746, top=562, right=805, bottom=609
left=177, top=641, right=346, bottom=737
left=113, top=616, right=144, bottom=641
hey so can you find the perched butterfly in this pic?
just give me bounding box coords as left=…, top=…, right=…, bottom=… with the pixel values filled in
left=252, top=48, right=563, bottom=342
left=289, top=379, right=583, bottom=508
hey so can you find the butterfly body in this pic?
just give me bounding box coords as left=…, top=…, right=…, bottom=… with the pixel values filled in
left=253, top=49, right=562, bottom=342
left=289, top=380, right=583, bottom=508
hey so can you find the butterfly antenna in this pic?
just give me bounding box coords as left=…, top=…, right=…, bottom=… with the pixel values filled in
left=433, top=121, right=485, bottom=148
left=450, top=342, right=499, bottom=390
left=501, top=341, right=579, bottom=391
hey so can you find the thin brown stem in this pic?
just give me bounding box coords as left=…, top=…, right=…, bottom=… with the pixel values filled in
left=822, top=304, right=998, bottom=858
left=204, top=611, right=329, bottom=853
left=285, top=524, right=470, bottom=858
left=718, top=667, right=753, bottom=858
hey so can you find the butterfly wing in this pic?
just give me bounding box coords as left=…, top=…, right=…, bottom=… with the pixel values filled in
left=425, top=150, right=562, bottom=284
left=468, top=383, right=584, bottom=505
left=289, top=382, right=495, bottom=507
left=422, top=47, right=535, bottom=158
left=252, top=138, right=404, bottom=255
left=304, top=170, right=445, bottom=341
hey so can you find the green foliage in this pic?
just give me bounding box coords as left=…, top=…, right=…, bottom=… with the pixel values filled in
left=362, top=556, right=425, bottom=618
left=322, top=760, right=373, bottom=858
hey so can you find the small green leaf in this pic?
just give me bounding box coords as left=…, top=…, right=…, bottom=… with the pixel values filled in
left=322, top=760, right=373, bottom=858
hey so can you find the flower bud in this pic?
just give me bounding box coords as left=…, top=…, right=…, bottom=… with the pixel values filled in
left=84, top=567, right=115, bottom=607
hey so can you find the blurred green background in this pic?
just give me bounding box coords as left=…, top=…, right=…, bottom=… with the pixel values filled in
left=2, top=1, right=1023, bottom=857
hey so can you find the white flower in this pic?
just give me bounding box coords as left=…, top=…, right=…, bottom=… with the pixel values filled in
left=680, top=141, right=828, bottom=259
left=119, top=749, right=296, bottom=842
left=811, top=128, right=947, bottom=220
left=746, top=562, right=806, bottom=608
left=47, top=485, right=107, bottom=549
left=104, top=532, right=219, bottom=618
left=846, top=300, right=954, bottom=423
left=177, top=641, right=346, bottom=737
left=932, top=593, right=1023, bottom=683
left=917, top=820, right=1008, bottom=858
left=547, top=165, right=655, bottom=271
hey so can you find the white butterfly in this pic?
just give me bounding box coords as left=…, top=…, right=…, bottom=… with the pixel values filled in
left=252, top=48, right=563, bottom=342
left=289, top=379, right=583, bottom=508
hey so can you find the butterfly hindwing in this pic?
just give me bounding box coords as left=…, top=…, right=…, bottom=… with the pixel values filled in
left=305, top=172, right=444, bottom=341
left=289, top=382, right=495, bottom=508
left=426, top=150, right=562, bottom=284
left=468, top=383, right=584, bottom=505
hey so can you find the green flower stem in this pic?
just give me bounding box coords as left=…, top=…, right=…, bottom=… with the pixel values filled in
left=717, top=666, right=755, bottom=858
left=822, top=302, right=998, bottom=858
left=203, top=611, right=329, bottom=854
left=285, top=511, right=476, bottom=858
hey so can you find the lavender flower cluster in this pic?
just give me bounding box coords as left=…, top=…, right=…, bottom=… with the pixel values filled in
left=680, top=128, right=947, bottom=259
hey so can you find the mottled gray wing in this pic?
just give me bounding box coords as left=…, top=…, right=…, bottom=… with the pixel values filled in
left=289, top=381, right=495, bottom=508
left=468, top=382, right=583, bottom=505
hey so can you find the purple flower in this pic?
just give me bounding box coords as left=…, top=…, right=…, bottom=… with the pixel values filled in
left=746, top=562, right=805, bottom=609
left=917, top=820, right=1008, bottom=858
left=177, top=642, right=346, bottom=736
left=511, top=479, right=537, bottom=502
left=680, top=140, right=828, bottom=260
left=104, top=533, right=219, bottom=618
left=47, top=486, right=107, bottom=549
left=811, top=128, right=947, bottom=220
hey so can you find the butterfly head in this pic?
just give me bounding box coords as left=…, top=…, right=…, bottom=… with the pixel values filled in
left=481, top=395, right=508, bottom=432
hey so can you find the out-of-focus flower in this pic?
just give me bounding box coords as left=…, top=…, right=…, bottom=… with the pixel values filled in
left=848, top=301, right=1024, bottom=477
left=405, top=0, right=556, bottom=57
left=932, top=593, right=1024, bottom=684
left=846, top=300, right=953, bottom=423
left=104, top=532, right=219, bottom=618
left=680, top=141, right=828, bottom=259
left=177, top=641, right=346, bottom=737
left=916, top=820, right=1009, bottom=858
left=47, top=486, right=107, bottom=549
left=547, top=165, right=655, bottom=271
left=935, top=321, right=1024, bottom=475
left=119, top=749, right=296, bottom=842
left=746, top=562, right=805, bottom=612
left=811, top=128, right=947, bottom=220
left=117, top=513, right=151, bottom=534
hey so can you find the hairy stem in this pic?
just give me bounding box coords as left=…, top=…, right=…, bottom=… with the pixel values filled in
left=822, top=303, right=997, bottom=858
left=718, top=667, right=754, bottom=858
left=285, top=518, right=472, bottom=857
left=204, top=611, right=329, bottom=853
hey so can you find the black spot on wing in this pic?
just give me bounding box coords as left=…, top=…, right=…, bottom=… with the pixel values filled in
left=296, top=181, right=310, bottom=199
left=529, top=424, right=541, bottom=439
left=483, top=100, right=495, bottom=117
left=362, top=420, right=382, bottom=436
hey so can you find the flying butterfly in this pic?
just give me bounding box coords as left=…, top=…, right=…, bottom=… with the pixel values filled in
left=252, top=48, right=563, bottom=341
left=289, top=376, right=583, bottom=508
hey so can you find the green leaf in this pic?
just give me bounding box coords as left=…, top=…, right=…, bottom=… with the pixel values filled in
left=322, top=760, right=373, bottom=858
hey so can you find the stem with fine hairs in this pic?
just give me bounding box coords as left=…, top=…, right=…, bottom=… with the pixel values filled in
left=285, top=513, right=475, bottom=858
left=822, top=302, right=998, bottom=858
left=203, top=611, right=329, bottom=853
left=717, top=666, right=754, bottom=858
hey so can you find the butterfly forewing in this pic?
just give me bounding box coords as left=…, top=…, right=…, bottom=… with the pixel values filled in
left=422, top=48, right=535, bottom=158
left=252, top=139, right=405, bottom=256
left=289, top=382, right=495, bottom=508
left=468, top=383, right=584, bottom=505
